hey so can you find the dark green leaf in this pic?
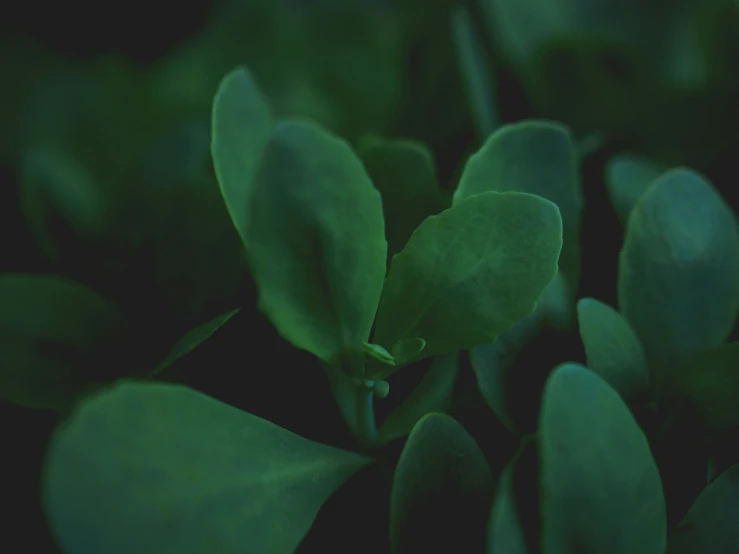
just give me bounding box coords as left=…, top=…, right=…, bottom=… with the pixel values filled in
left=390, top=412, right=495, bottom=554
left=487, top=462, right=527, bottom=554
left=666, top=464, right=739, bottom=554
left=390, top=338, right=427, bottom=366
left=241, top=120, right=387, bottom=365
left=43, top=382, right=372, bottom=554
left=149, top=309, right=241, bottom=378
left=362, top=342, right=396, bottom=366
left=357, top=135, right=443, bottom=260
left=470, top=311, right=541, bottom=432
left=452, top=120, right=582, bottom=295
left=211, top=66, right=273, bottom=246
left=451, top=5, right=499, bottom=140
left=540, top=363, right=666, bottom=554
left=378, top=354, right=459, bottom=444
left=372, top=191, right=562, bottom=364
left=0, top=274, right=127, bottom=410
left=576, top=297, right=650, bottom=401
left=618, top=168, right=739, bottom=384
left=605, top=154, right=665, bottom=225
left=669, top=342, right=739, bottom=432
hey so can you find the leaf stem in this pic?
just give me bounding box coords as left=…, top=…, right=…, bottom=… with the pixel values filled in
left=356, top=383, right=378, bottom=447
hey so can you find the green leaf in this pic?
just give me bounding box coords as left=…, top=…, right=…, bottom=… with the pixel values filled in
left=240, top=120, right=388, bottom=365
left=43, top=382, right=372, bottom=554
left=618, top=168, right=739, bottom=384
left=576, top=297, right=650, bottom=401
left=605, top=154, right=666, bottom=225
left=149, top=309, right=241, bottom=378
left=451, top=5, right=499, bottom=140
left=211, top=66, right=273, bottom=246
left=356, top=135, right=443, bottom=260
left=452, top=120, right=582, bottom=294
left=139, top=121, right=246, bottom=324
left=372, top=191, right=562, bottom=364
left=390, top=412, right=495, bottom=554
left=0, top=274, right=128, bottom=410
left=666, top=465, right=739, bottom=554
left=668, top=342, right=739, bottom=432
left=540, top=363, right=667, bottom=554
left=378, top=354, right=459, bottom=444
left=487, top=462, right=527, bottom=554
left=362, top=342, right=396, bottom=366
left=470, top=310, right=541, bottom=432
left=390, top=338, right=427, bottom=366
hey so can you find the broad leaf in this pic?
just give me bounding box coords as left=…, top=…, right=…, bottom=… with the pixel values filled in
left=43, top=382, right=372, bottom=554
left=470, top=310, right=541, bottom=432
left=378, top=354, right=459, bottom=444
left=0, top=274, right=128, bottom=410
left=390, top=412, right=495, bottom=554
left=618, top=168, right=739, bottom=384
left=372, top=191, right=562, bottom=364
left=452, top=120, right=582, bottom=294
left=540, top=363, right=666, bottom=554
left=576, top=297, right=650, bottom=401
left=487, top=462, right=527, bottom=554
left=669, top=342, right=739, bottom=432
left=241, top=120, right=387, bottom=365
left=211, top=66, right=273, bottom=246
left=357, top=136, right=443, bottom=260
left=666, top=465, right=739, bottom=554
left=149, top=309, right=241, bottom=378
left=605, top=154, right=665, bottom=225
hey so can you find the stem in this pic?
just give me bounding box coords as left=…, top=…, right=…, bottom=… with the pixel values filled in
left=451, top=4, right=499, bottom=140
left=356, top=383, right=378, bottom=447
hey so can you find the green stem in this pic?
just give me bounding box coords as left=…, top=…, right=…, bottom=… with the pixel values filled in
left=356, top=383, right=378, bottom=447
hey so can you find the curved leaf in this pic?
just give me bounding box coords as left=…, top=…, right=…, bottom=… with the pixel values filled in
left=576, top=297, right=650, bottom=401
left=666, top=465, right=739, bottom=554
left=487, top=462, right=527, bottom=554
left=540, top=363, right=666, bottom=554
left=372, top=191, right=562, bottom=365
left=43, top=382, right=372, bottom=554
left=357, top=135, right=443, bottom=260
left=669, top=342, right=739, bottom=432
left=452, top=120, right=582, bottom=294
left=242, top=120, right=387, bottom=364
left=390, top=412, right=495, bottom=554
left=618, top=168, right=739, bottom=384
left=211, top=66, right=273, bottom=245
left=378, top=354, right=459, bottom=444
left=0, top=274, right=127, bottom=410
left=605, top=154, right=665, bottom=225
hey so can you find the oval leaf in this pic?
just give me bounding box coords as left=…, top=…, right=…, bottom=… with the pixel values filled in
left=618, top=168, right=739, bottom=383
left=666, top=464, right=739, bottom=554
left=540, top=363, right=667, bottom=554
left=43, top=382, right=372, bottom=554
left=669, top=342, right=739, bottom=432
left=605, top=154, right=665, bottom=225
left=576, top=297, right=650, bottom=401
left=390, top=412, right=495, bottom=554
left=0, top=274, right=128, bottom=410
left=378, top=354, right=460, bottom=444
left=372, top=191, right=562, bottom=363
left=211, top=66, right=273, bottom=246
left=357, top=136, right=443, bottom=260
left=453, top=120, right=582, bottom=294
left=244, top=120, right=388, bottom=364
left=488, top=462, right=527, bottom=554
